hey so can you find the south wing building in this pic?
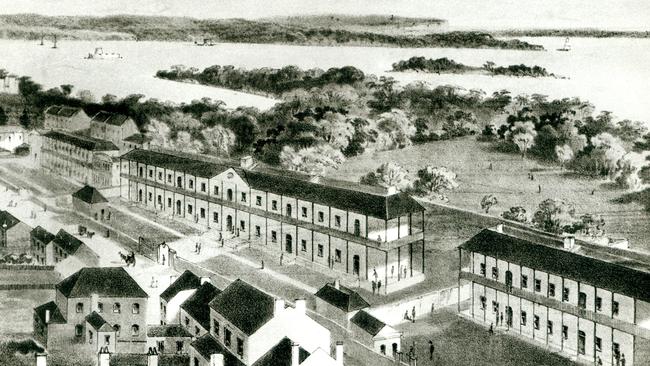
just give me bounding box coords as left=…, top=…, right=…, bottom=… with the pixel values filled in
left=458, top=225, right=650, bottom=366
left=119, top=149, right=426, bottom=294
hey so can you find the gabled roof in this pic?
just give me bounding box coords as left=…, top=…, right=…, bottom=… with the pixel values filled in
left=56, top=267, right=148, bottom=299
left=252, top=337, right=310, bottom=366
left=72, top=185, right=108, bottom=204
left=190, top=334, right=245, bottom=366
left=299, top=348, right=339, bottom=366
left=208, top=279, right=275, bottom=335
left=52, top=229, right=84, bottom=255
left=120, top=149, right=425, bottom=219
left=45, top=105, right=84, bottom=118
left=85, top=311, right=114, bottom=332
left=0, top=210, right=23, bottom=230
left=460, top=228, right=650, bottom=303
left=31, top=226, right=55, bottom=244
left=180, top=282, right=221, bottom=331
left=91, top=111, right=132, bottom=126
left=34, top=301, right=66, bottom=324
left=315, top=282, right=369, bottom=312
left=123, top=133, right=152, bottom=144
left=350, top=310, right=386, bottom=336
left=160, top=270, right=201, bottom=302
left=147, top=324, right=193, bottom=338
left=43, top=130, right=119, bottom=151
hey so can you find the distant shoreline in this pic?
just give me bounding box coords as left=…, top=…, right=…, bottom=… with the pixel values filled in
left=495, top=29, right=650, bottom=38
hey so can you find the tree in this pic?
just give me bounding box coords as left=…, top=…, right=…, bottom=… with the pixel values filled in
left=375, top=109, right=416, bottom=150
left=101, top=94, right=118, bottom=104
left=163, top=111, right=201, bottom=131
left=509, top=121, right=537, bottom=158
left=19, top=109, right=32, bottom=130
left=501, top=206, right=528, bottom=222
left=146, top=119, right=172, bottom=148
left=413, top=166, right=459, bottom=199
left=531, top=198, right=577, bottom=234
left=318, top=111, right=353, bottom=149
left=76, top=89, right=96, bottom=103
left=480, top=194, right=498, bottom=213
left=360, top=162, right=411, bottom=191
left=280, top=144, right=345, bottom=176
left=590, top=132, right=626, bottom=177
left=0, top=107, right=7, bottom=126
left=615, top=119, right=647, bottom=142
left=60, top=84, right=73, bottom=96
left=172, top=131, right=203, bottom=154
left=555, top=144, right=574, bottom=168
left=202, top=125, right=236, bottom=156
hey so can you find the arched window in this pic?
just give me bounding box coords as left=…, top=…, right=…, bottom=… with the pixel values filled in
left=131, top=324, right=140, bottom=336
left=113, top=303, right=121, bottom=313
left=177, top=176, right=183, bottom=188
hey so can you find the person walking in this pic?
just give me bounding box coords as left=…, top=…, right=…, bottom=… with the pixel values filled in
left=500, top=312, right=504, bottom=327
left=428, top=340, right=434, bottom=361
left=280, top=253, right=284, bottom=266
left=411, top=306, right=416, bottom=323
left=403, top=266, right=408, bottom=279
left=261, top=260, right=265, bottom=270
left=197, top=242, right=201, bottom=254
left=621, top=354, right=626, bottom=366
left=371, top=280, right=376, bottom=295
left=373, top=267, right=378, bottom=281
left=391, top=265, right=394, bottom=278
left=538, top=184, right=542, bottom=193
left=489, top=323, right=494, bottom=335
left=377, top=280, right=382, bottom=294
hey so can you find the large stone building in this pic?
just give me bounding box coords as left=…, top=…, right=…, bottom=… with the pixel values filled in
left=43, top=105, right=91, bottom=132
left=119, top=149, right=426, bottom=293
left=89, top=111, right=142, bottom=151
left=459, top=225, right=650, bottom=366
left=34, top=267, right=149, bottom=354
left=41, top=130, right=120, bottom=187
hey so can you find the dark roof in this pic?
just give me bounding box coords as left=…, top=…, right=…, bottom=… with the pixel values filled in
left=0, top=210, right=22, bottom=230
left=350, top=310, right=386, bottom=336
left=123, top=133, right=152, bottom=144
left=56, top=267, right=148, bottom=299
left=460, top=229, right=650, bottom=303
left=43, top=130, right=119, bottom=151
left=91, top=111, right=131, bottom=126
left=315, top=282, right=369, bottom=312
left=190, top=334, right=245, bottom=366
left=45, top=105, right=83, bottom=118
left=120, top=149, right=424, bottom=219
left=253, top=337, right=310, bottom=366
left=147, top=324, right=193, bottom=338
left=180, top=282, right=221, bottom=331
left=52, top=229, right=84, bottom=255
left=109, top=354, right=189, bottom=366
left=34, top=301, right=66, bottom=324
left=86, top=311, right=114, bottom=332
left=31, top=226, right=55, bottom=244
left=160, top=270, right=201, bottom=302
left=72, top=185, right=108, bottom=204
left=208, top=279, right=275, bottom=335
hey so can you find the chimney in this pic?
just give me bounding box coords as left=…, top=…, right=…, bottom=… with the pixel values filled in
left=210, top=353, right=224, bottom=366
left=147, top=348, right=159, bottom=366
left=294, top=299, right=306, bottom=315
left=335, top=341, right=344, bottom=366
left=291, top=342, right=300, bottom=366
left=333, top=279, right=340, bottom=290
left=35, top=353, right=47, bottom=366
left=386, top=186, right=397, bottom=195
left=98, top=348, right=110, bottom=366
left=240, top=156, right=254, bottom=169
left=563, top=236, right=575, bottom=250
left=200, top=276, right=211, bottom=285
left=44, top=310, right=50, bottom=324
left=274, top=299, right=285, bottom=315
left=495, top=224, right=504, bottom=233
left=90, top=293, right=99, bottom=312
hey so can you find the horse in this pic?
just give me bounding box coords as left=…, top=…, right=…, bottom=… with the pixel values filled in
left=119, top=251, right=136, bottom=266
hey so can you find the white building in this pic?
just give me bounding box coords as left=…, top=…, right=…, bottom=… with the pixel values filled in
left=0, top=125, right=25, bottom=153
left=159, top=270, right=202, bottom=325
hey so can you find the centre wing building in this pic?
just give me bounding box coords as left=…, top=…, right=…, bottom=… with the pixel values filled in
left=119, top=149, right=426, bottom=294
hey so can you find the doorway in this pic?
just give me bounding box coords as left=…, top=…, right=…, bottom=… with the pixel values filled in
left=285, top=234, right=293, bottom=253
left=353, top=255, right=360, bottom=275
left=176, top=200, right=182, bottom=215
left=506, top=306, right=513, bottom=327
left=226, top=215, right=233, bottom=232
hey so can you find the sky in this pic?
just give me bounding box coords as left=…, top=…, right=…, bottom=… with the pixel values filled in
left=1, top=0, right=649, bottom=30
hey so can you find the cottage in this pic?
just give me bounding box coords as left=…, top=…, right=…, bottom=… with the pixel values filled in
left=72, top=185, right=110, bottom=220
left=160, top=270, right=202, bottom=325
left=349, top=310, right=401, bottom=356
left=180, top=280, right=221, bottom=338
left=0, top=210, right=32, bottom=253
left=314, top=280, right=369, bottom=328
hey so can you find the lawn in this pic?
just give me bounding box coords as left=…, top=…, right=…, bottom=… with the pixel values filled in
left=327, top=137, right=650, bottom=252
left=0, top=289, right=55, bottom=336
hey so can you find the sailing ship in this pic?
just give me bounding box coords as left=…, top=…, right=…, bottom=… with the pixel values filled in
left=557, top=37, right=571, bottom=52
left=84, top=47, right=123, bottom=60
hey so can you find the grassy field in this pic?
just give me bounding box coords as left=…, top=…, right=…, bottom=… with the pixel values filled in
left=0, top=289, right=55, bottom=336
left=327, top=137, right=650, bottom=252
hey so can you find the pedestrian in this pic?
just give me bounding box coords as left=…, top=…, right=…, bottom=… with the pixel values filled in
left=404, top=310, right=409, bottom=321
left=489, top=162, right=493, bottom=170
left=377, top=280, right=382, bottom=294
left=428, top=340, right=434, bottom=360
left=44, top=204, right=47, bottom=212
left=391, top=265, right=394, bottom=278
left=531, top=173, right=535, bottom=180
left=150, top=276, right=156, bottom=288
left=489, top=323, right=494, bottom=335
left=280, top=253, right=284, bottom=266
left=218, top=232, right=222, bottom=241
left=538, top=184, right=541, bottom=193
left=197, top=242, right=201, bottom=254
left=500, top=312, right=503, bottom=326
left=431, top=302, right=435, bottom=315
left=371, top=280, right=376, bottom=295
left=261, top=260, right=265, bottom=270
left=373, top=267, right=378, bottom=281
left=412, top=306, right=416, bottom=323
left=161, top=254, right=166, bottom=266
left=403, top=266, right=407, bottom=279
left=194, top=242, right=198, bottom=253
left=596, top=356, right=602, bottom=366
left=328, top=255, right=331, bottom=269
left=591, top=189, right=595, bottom=195
left=221, top=238, right=224, bottom=247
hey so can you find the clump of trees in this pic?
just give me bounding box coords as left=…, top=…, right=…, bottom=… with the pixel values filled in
left=391, top=57, right=551, bottom=77
left=360, top=162, right=412, bottom=191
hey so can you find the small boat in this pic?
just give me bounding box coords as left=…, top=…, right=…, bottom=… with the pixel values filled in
left=194, top=38, right=215, bottom=46
left=557, top=37, right=571, bottom=52
left=85, top=47, right=123, bottom=60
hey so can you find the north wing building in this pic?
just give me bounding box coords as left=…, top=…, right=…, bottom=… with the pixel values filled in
left=119, top=149, right=426, bottom=293
left=458, top=225, right=650, bottom=366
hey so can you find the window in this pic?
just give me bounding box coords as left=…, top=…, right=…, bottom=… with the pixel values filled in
left=185, top=317, right=190, bottom=326
left=271, top=231, right=277, bottom=243
left=149, top=169, right=153, bottom=178
left=286, top=204, right=292, bottom=216
left=491, top=267, right=499, bottom=280
left=578, top=292, right=587, bottom=309
left=189, top=179, right=194, bottom=189
left=335, top=249, right=342, bottom=263
left=562, top=325, right=568, bottom=340
left=76, top=302, right=83, bottom=313
left=380, top=344, right=386, bottom=355
left=547, top=321, right=553, bottom=334
left=596, top=297, right=602, bottom=311
left=479, top=296, right=486, bottom=310
left=98, top=303, right=103, bottom=313
left=168, top=198, right=172, bottom=208
left=256, top=196, right=262, bottom=206
left=595, top=337, right=602, bottom=352
left=317, top=244, right=324, bottom=257
left=131, top=324, right=140, bottom=337
left=534, top=279, right=542, bottom=292
left=237, top=337, right=244, bottom=357
left=139, top=167, right=144, bottom=177
left=521, top=275, right=528, bottom=288
left=480, top=263, right=486, bottom=276
left=213, top=320, right=220, bottom=336
left=167, top=174, right=172, bottom=183
left=132, top=303, right=140, bottom=314
left=187, top=204, right=193, bottom=215
left=520, top=311, right=527, bottom=325
left=200, top=208, right=206, bottom=219
left=157, top=195, right=162, bottom=205
left=177, top=176, right=183, bottom=188
left=301, top=239, right=307, bottom=252
left=301, top=207, right=308, bottom=218
left=562, top=287, right=570, bottom=302
left=533, top=315, right=540, bottom=330
left=492, top=301, right=498, bottom=313
left=334, top=215, right=341, bottom=227
left=578, top=330, right=586, bottom=355
left=318, top=212, right=324, bottom=223
left=214, top=186, right=219, bottom=195
left=213, top=212, right=219, bottom=223
left=613, top=343, right=620, bottom=358
left=255, top=226, right=261, bottom=237
left=240, top=220, right=245, bottom=231
left=548, top=283, right=556, bottom=297
left=176, top=341, right=183, bottom=353
left=200, top=183, right=206, bottom=192
left=224, top=328, right=232, bottom=347
left=271, top=200, right=278, bottom=211
left=75, top=324, right=83, bottom=337
left=88, top=330, right=93, bottom=343
left=148, top=192, right=153, bottom=201
left=612, top=301, right=619, bottom=316
left=158, top=172, right=163, bottom=180
left=113, top=303, right=121, bottom=313
left=241, top=192, right=247, bottom=202
left=104, top=335, right=111, bottom=345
